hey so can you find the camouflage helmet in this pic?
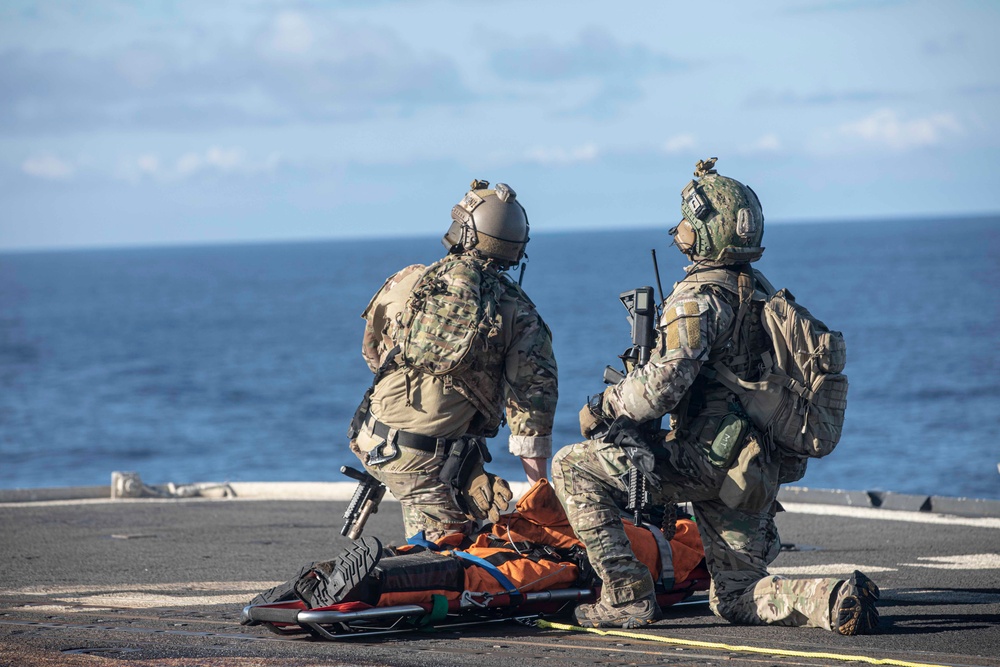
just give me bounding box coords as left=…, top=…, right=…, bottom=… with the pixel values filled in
left=672, top=158, right=764, bottom=263
left=442, top=179, right=529, bottom=266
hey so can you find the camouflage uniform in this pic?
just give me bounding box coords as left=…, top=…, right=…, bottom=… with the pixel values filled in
left=552, top=263, right=842, bottom=630
left=353, top=255, right=558, bottom=540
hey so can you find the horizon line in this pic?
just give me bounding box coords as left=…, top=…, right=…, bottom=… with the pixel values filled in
left=2, top=210, right=997, bottom=256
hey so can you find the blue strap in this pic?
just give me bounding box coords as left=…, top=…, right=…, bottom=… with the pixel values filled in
left=449, top=550, right=522, bottom=601
left=405, top=531, right=441, bottom=549
left=405, top=535, right=522, bottom=602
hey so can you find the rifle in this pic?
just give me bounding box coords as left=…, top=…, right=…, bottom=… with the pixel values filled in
left=340, top=465, right=387, bottom=540
left=604, top=285, right=657, bottom=382
left=600, top=252, right=668, bottom=526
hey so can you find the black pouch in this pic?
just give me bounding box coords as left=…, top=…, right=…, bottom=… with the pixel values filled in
left=438, top=438, right=468, bottom=487
left=438, top=437, right=488, bottom=488
left=347, top=387, right=372, bottom=440
left=375, top=551, right=464, bottom=595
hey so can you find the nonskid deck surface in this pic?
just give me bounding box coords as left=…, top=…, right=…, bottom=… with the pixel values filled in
left=1, top=495, right=999, bottom=667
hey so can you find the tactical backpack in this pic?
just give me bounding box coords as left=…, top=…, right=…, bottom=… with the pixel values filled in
left=712, top=287, right=848, bottom=458
left=399, top=256, right=504, bottom=376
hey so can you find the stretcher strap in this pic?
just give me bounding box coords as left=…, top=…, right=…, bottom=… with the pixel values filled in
left=406, top=531, right=441, bottom=549
left=449, top=550, right=523, bottom=601
left=403, top=534, right=523, bottom=601
left=416, top=594, right=450, bottom=625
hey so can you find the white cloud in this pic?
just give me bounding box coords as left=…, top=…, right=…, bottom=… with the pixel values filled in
left=491, top=27, right=684, bottom=82
left=523, top=143, right=599, bottom=165
left=262, top=11, right=316, bottom=57
left=176, top=152, right=204, bottom=177
left=114, top=49, right=168, bottom=89
left=742, top=133, right=782, bottom=154
left=115, top=147, right=281, bottom=183
left=21, top=154, right=75, bottom=180
left=205, top=147, right=246, bottom=171
left=175, top=147, right=254, bottom=176
left=1, top=13, right=469, bottom=135
left=663, top=134, right=696, bottom=154
left=837, top=109, right=963, bottom=150
left=136, top=154, right=160, bottom=175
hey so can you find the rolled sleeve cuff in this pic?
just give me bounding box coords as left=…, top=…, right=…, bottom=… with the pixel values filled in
left=509, top=434, right=552, bottom=459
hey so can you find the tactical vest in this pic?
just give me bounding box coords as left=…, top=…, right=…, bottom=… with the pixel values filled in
left=670, top=267, right=771, bottom=454
left=396, top=255, right=514, bottom=437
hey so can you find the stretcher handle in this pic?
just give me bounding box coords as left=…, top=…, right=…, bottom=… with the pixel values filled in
left=241, top=604, right=303, bottom=625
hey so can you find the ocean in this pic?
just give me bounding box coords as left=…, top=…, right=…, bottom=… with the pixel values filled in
left=1, top=217, right=998, bottom=499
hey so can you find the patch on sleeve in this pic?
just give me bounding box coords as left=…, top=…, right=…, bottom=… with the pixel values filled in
left=666, top=321, right=680, bottom=350
left=663, top=298, right=705, bottom=351
left=683, top=301, right=701, bottom=347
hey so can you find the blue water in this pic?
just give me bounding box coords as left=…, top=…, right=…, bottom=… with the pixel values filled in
left=2, top=217, right=998, bottom=499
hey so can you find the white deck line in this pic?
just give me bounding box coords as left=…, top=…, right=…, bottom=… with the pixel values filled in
left=2, top=482, right=999, bottom=528
left=0, top=481, right=532, bottom=507
left=779, top=501, right=1000, bottom=529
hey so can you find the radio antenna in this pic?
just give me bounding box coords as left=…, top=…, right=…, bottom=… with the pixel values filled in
left=651, top=249, right=665, bottom=305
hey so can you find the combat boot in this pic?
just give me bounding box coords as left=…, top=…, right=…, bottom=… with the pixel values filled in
left=295, top=536, right=382, bottom=608
left=831, top=570, right=880, bottom=635
left=573, top=593, right=660, bottom=629
left=246, top=562, right=317, bottom=609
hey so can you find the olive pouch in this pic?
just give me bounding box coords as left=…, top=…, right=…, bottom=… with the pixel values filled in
left=707, top=414, right=749, bottom=468
left=719, top=435, right=779, bottom=512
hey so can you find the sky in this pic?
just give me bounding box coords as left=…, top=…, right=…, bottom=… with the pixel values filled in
left=1, top=0, right=998, bottom=251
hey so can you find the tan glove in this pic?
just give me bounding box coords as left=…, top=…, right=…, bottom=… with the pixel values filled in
left=579, top=404, right=601, bottom=438
left=461, top=459, right=513, bottom=523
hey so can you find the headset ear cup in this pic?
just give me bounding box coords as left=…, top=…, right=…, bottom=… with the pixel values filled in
left=442, top=218, right=468, bottom=253
left=674, top=219, right=696, bottom=255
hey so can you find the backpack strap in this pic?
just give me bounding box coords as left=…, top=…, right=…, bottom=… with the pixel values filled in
left=708, top=355, right=815, bottom=403
left=696, top=265, right=756, bottom=378
left=729, top=266, right=755, bottom=352
left=702, top=267, right=814, bottom=400
left=703, top=361, right=758, bottom=395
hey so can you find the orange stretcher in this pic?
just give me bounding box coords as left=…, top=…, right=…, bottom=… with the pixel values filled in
left=241, top=480, right=710, bottom=639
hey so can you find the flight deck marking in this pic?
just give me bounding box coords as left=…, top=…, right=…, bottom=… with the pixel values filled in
left=762, top=554, right=1000, bottom=576
left=782, top=503, right=1000, bottom=529
left=0, top=619, right=270, bottom=642
left=770, top=563, right=897, bottom=576
left=900, top=554, right=1000, bottom=569
left=1, top=581, right=283, bottom=610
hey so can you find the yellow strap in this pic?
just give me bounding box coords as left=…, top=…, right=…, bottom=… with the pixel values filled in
left=535, top=620, right=949, bottom=667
